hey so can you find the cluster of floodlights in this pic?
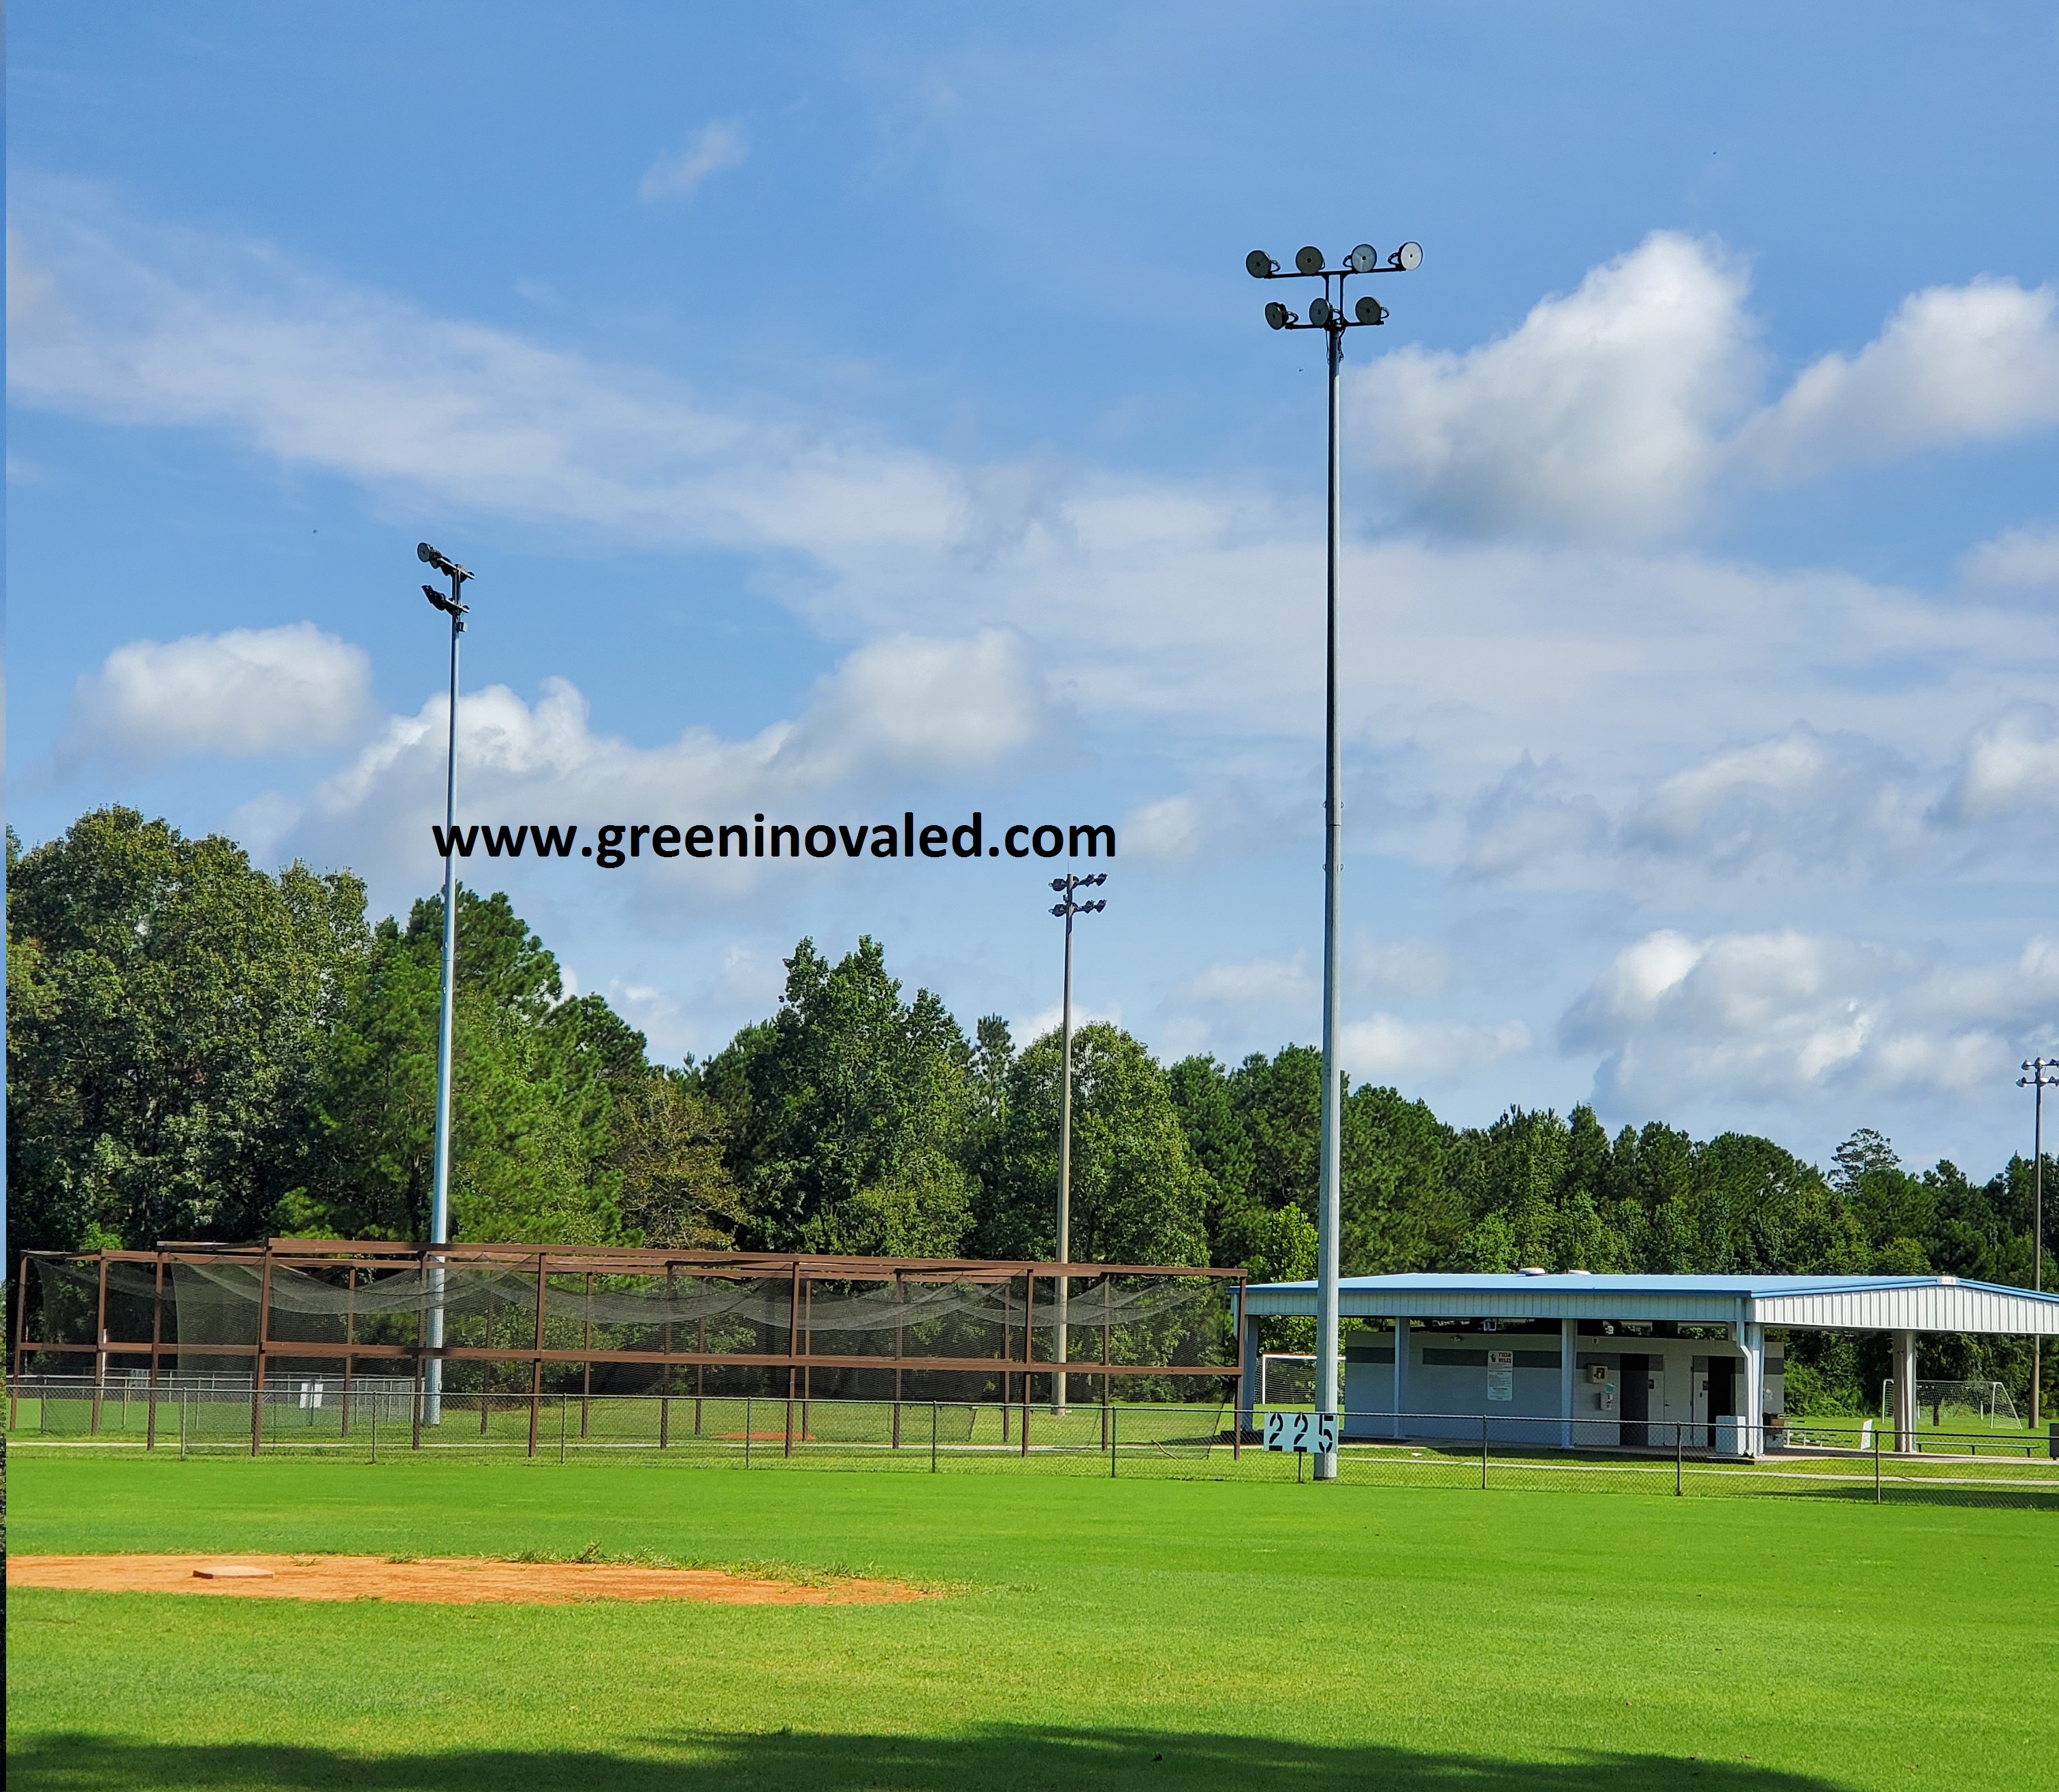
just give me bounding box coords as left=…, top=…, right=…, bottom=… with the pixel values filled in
left=1051, top=871, right=1108, bottom=917
left=1247, top=241, right=1422, bottom=330
left=417, top=540, right=473, bottom=618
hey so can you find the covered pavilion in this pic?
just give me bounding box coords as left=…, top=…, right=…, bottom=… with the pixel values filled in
left=1237, top=1272, right=2059, bottom=1456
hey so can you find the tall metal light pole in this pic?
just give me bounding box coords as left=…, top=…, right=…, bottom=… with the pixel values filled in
left=418, top=540, right=475, bottom=1426
left=1050, top=871, right=1108, bottom=1413
left=2021, top=1055, right=2056, bottom=1427
left=1248, top=238, right=1422, bottom=1479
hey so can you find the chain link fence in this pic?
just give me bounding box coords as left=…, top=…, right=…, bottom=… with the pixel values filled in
left=8, top=1381, right=2056, bottom=1505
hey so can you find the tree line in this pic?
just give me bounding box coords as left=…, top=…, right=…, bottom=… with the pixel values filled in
left=8, top=807, right=2054, bottom=1413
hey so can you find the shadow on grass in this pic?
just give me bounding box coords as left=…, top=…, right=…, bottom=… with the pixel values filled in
left=8, top=1725, right=1860, bottom=1792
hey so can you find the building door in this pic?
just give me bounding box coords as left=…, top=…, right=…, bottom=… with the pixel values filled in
left=1620, top=1353, right=1648, bottom=1447
left=1705, top=1357, right=1735, bottom=1450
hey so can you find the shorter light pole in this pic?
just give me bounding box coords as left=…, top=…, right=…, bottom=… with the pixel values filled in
left=419, top=540, right=475, bottom=1426
left=2020, top=1056, right=2056, bottom=1427
left=1051, top=872, right=1108, bottom=1413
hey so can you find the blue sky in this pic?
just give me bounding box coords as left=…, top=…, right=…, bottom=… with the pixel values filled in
left=10, top=3, right=2059, bottom=1177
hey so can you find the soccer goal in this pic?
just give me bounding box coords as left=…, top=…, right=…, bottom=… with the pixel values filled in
left=1258, top=1353, right=1318, bottom=1408
left=1881, top=1379, right=2021, bottom=1429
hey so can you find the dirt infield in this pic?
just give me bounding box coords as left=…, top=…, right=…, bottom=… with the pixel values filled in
left=7, top=1554, right=929, bottom=1606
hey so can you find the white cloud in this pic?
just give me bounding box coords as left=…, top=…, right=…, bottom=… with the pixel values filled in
left=1341, top=1014, right=1531, bottom=1081
left=1352, top=939, right=1449, bottom=999
left=1561, top=928, right=2054, bottom=1112
left=1170, top=955, right=1316, bottom=1017
left=1957, top=522, right=2059, bottom=593
left=61, top=622, right=370, bottom=764
left=1453, top=707, right=2057, bottom=887
left=8, top=201, right=962, bottom=565
left=1937, top=705, right=2059, bottom=825
left=1117, top=780, right=1285, bottom=865
left=639, top=121, right=749, bottom=201
left=284, top=631, right=1048, bottom=906
left=1358, top=232, right=1757, bottom=540
left=1623, top=725, right=1925, bottom=875
left=1738, top=278, right=2059, bottom=481
left=779, top=630, right=1049, bottom=778
left=1012, top=997, right=1122, bottom=1046
left=1119, top=793, right=1207, bottom=862
left=1357, top=232, right=2059, bottom=541
left=1459, top=755, right=1611, bottom=880
left=1559, top=931, right=1706, bottom=1040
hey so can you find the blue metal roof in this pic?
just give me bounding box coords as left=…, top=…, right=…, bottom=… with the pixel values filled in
left=1244, top=1272, right=2052, bottom=1300
left=1236, top=1271, right=2059, bottom=1334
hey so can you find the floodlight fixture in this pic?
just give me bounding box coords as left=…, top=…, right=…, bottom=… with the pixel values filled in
left=1394, top=241, right=1423, bottom=270
left=1355, top=295, right=1386, bottom=325
left=1247, top=249, right=1277, bottom=278
left=1294, top=244, right=1325, bottom=274
left=1348, top=243, right=1379, bottom=273
left=1307, top=296, right=1332, bottom=327
left=1264, top=301, right=1290, bottom=329
left=417, top=540, right=474, bottom=583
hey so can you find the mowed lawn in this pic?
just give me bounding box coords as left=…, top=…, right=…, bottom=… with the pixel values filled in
left=6, top=1453, right=2055, bottom=1792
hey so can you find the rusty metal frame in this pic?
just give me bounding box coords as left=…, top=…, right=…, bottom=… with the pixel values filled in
left=12, top=1241, right=1250, bottom=1437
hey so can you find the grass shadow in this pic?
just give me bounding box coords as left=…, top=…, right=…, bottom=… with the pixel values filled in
left=10, top=1724, right=1861, bottom=1792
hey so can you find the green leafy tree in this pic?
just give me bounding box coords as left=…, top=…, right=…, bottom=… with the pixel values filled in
left=1341, top=1083, right=1459, bottom=1275
left=7, top=808, right=367, bottom=1253
left=612, top=1066, right=748, bottom=1249
left=701, top=938, right=975, bottom=1255
left=974, top=1023, right=1209, bottom=1268
left=285, top=889, right=634, bottom=1245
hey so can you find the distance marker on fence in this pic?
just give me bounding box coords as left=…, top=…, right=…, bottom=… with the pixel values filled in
left=1263, top=1411, right=1336, bottom=1454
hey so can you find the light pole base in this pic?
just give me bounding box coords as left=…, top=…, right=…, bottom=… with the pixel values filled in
left=1313, top=1449, right=1338, bottom=1482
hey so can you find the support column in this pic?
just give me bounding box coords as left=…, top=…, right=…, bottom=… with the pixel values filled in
left=1892, top=1329, right=1918, bottom=1454
left=1392, top=1317, right=1410, bottom=1440
left=1739, top=1322, right=1765, bottom=1459
left=1236, top=1292, right=1258, bottom=1434
left=1560, top=1316, right=1577, bottom=1449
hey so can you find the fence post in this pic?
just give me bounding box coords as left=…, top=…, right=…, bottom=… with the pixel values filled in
left=1110, top=1403, right=1118, bottom=1479
left=745, top=1395, right=752, bottom=1469
left=180, top=1390, right=189, bottom=1460
left=1873, top=1426, right=1881, bottom=1503
left=931, top=1402, right=939, bottom=1474
left=560, top=1394, right=567, bottom=1465
left=369, top=1395, right=377, bottom=1464
left=1482, top=1414, right=1489, bottom=1490
left=1675, top=1422, right=1682, bottom=1497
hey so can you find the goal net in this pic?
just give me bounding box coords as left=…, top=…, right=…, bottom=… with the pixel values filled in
left=1258, top=1353, right=1317, bottom=1407
left=1881, top=1379, right=2021, bottom=1429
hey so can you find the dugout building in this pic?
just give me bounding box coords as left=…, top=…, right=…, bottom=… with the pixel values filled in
left=1236, top=1272, right=2059, bottom=1456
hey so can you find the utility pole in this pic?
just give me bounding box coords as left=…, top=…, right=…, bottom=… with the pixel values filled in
left=1247, top=238, right=1421, bottom=1479
left=1049, top=872, right=1107, bottom=1413
left=418, top=541, right=475, bottom=1426
left=2021, top=1056, right=2056, bottom=1427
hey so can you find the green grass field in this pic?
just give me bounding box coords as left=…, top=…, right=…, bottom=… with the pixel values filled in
left=7, top=1452, right=2056, bottom=1792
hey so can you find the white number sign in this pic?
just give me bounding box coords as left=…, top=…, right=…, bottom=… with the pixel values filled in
left=1263, top=1411, right=1337, bottom=1454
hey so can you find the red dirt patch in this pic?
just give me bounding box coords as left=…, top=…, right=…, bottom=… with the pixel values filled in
left=7, top=1554, right=927, bottom=1606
